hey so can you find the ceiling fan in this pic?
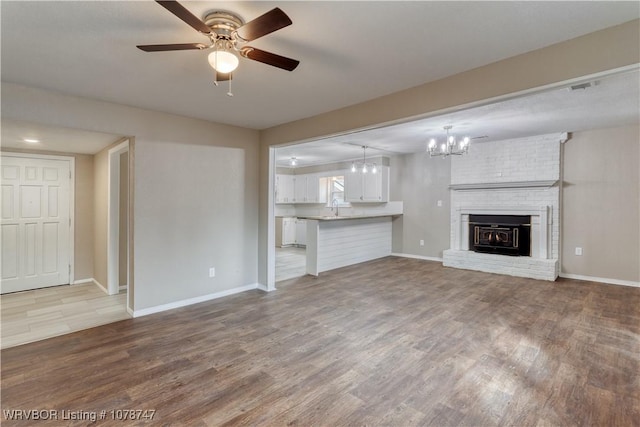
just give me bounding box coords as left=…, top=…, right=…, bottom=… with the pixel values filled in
left=137, top=1, right=300, bottom=94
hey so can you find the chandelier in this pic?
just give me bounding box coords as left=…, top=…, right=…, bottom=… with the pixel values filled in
left=427, top=126, right=470, bottom=157
left=351, top=146, right=377, bottom=174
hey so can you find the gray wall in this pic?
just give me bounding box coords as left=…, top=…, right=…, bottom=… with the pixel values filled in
left=2, top=83, right=260, bottom=312
left=389, top=153, right=451, bottom=258
left=562, top=125, right=639, bottom=282
left=93, top=142, right=109, bottom=287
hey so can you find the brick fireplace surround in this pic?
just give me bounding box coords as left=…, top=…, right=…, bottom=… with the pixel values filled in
left=443, top=133, right=568, bottom=281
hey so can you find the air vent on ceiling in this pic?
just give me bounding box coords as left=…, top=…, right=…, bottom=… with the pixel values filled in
left=569, top=81, right=598, bottom=91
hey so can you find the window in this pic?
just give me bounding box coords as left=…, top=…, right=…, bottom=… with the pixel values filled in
left=326, top=175, right=348, bottom=206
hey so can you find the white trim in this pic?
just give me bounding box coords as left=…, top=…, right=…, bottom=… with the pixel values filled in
left=256, top=283, right=271, bottom=292
left=559, top=273, right=640, bottom=288
left=73, top=277, right=109, bottom=294
left=132, top=283, right=260, bottom=318
left=454, top=205, right=550, bottom=259
left=126, top=306, right=134, bottom=316
left=391, top=253, right=443, bottom=263
left=449, top=180, right=558, bottom=191
left=68, top=157, right=75, bottom=286
left=107, top=139, right=129, bottom=296
left=267, top=147, right=277, bottom=291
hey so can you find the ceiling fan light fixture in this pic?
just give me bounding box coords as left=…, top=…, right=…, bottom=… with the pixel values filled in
left=208, top=50, right=239, bottom=74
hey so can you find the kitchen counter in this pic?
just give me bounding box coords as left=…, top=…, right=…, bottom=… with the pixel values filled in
left=305, top=215, right=396, bottom=276
left=298, top=213, right=402, bottom=221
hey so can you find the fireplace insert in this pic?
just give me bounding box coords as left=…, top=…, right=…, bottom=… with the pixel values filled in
left=469, top=214, right=531, bottom=256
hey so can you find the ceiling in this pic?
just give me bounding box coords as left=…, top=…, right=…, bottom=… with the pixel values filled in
left=0, top=0, right=640, bottom=159
left=1, top=120, right=122, bottom=155
left=275, top=69, right=640, bottom=167
left=2, top=1, right=639, bottom=132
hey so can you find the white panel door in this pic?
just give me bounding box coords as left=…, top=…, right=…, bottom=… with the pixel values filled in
left=1, top=155, right=71, bottom=293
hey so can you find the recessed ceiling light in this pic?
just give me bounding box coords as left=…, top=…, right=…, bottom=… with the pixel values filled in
left=23, top=138, right=40, bottom=144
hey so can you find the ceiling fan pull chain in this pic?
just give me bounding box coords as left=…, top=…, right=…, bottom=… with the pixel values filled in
left=227, top=74, right=234, bottom=97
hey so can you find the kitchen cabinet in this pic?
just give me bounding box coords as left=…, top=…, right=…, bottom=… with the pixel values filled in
left=275, top=217, right=297, bottom=247
left=293, top=176, right=307, bottom=203
left=295, top=219, right=307, bottom=246
left=345, top=165, right=389, bottom=202
left=275, top=174, right=294, bottom=203
left=290, top=174, right=327, bottom=204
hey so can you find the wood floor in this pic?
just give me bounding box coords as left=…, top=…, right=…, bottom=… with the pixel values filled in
left=1, top=257, right=639, bottom=426
left=1, top=283, right=130, bottom=349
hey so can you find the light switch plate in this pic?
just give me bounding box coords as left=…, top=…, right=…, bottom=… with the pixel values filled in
left=575, top=247, right=583, bottom=256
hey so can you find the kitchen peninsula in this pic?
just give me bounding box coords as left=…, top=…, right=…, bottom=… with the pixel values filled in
left=299, top=214, right=400, bottom=276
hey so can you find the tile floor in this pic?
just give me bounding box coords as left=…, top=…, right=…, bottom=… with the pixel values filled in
left=1, top=283, right=130, bottom=349
left=276, top=246, right=306, bottom=282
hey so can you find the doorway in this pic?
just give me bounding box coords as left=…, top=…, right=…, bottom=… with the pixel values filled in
left=1, top=153, right=74, bottom=294
left=107, top=140, right=130, bottom=303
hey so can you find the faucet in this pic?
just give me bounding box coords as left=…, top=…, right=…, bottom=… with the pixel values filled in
left=331, top=198, right=339, bottom=217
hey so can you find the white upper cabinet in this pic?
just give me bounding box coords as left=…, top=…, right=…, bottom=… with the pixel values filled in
left=293, top=175, right=307, bottom=203
left=277, top=173, right=328, bottom=204
left=275, top=174, right=294, bottom=203
left=345, top=165, right=389, bottom=202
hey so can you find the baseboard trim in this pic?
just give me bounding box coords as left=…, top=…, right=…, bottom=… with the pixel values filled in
left=256, top=283, right=271, bottom=292
left=391, top=253, right=443, bottom=263
left=132, top=283, right=260, bottom=318
left=73, top=278, right=109, bottom=294
left=559, top=273, right=639, bottom=288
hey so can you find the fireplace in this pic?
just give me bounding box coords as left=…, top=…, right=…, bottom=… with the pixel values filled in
left=468, top=214, right=531, bottom=256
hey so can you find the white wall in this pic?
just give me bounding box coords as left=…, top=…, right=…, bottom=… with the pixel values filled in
left=2, top=83, right=260, bottom=312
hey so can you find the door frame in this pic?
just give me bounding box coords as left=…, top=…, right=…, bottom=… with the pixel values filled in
left=107, top=139, right=129, bottom=296
left=0, top=151, right=75, bottom=287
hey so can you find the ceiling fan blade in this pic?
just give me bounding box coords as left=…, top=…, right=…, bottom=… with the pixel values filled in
left=156, top=0, right=212, bottom=34
left=242, top=47, right=299, bottom=71
left=235, top=8, right=292, bottom=42
left=137, top=43, right=207, bottom=52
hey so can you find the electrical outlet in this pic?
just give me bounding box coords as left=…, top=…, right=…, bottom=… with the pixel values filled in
left=420, top=240, right=425, bottom=246
left=209, top=267, right=216, bottom=277
left=437, top=200, right=443, bottom=207
left=575, top=247, right=583, bottom=256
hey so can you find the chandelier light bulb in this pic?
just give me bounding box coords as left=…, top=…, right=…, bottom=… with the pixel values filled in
left=372, top=164, right=377, bottom=174
left=351, top=162, right=357, bottom=173
left=362, top=164, right=368, bottom=174
left=428, top=126, right=471, bottom=158
left=208, top=50, right=239, bottom=74
left=289, top=157, right=297, bottom=166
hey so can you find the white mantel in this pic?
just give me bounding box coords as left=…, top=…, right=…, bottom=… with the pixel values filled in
left=452, top=205, right=551, bottom=259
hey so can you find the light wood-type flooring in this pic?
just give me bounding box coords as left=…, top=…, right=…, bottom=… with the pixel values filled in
left=276, top=246, right=306, bottom=282
left=1, top=257, right=639, bottom=426
left=1, top=283, right=130, bottom=349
